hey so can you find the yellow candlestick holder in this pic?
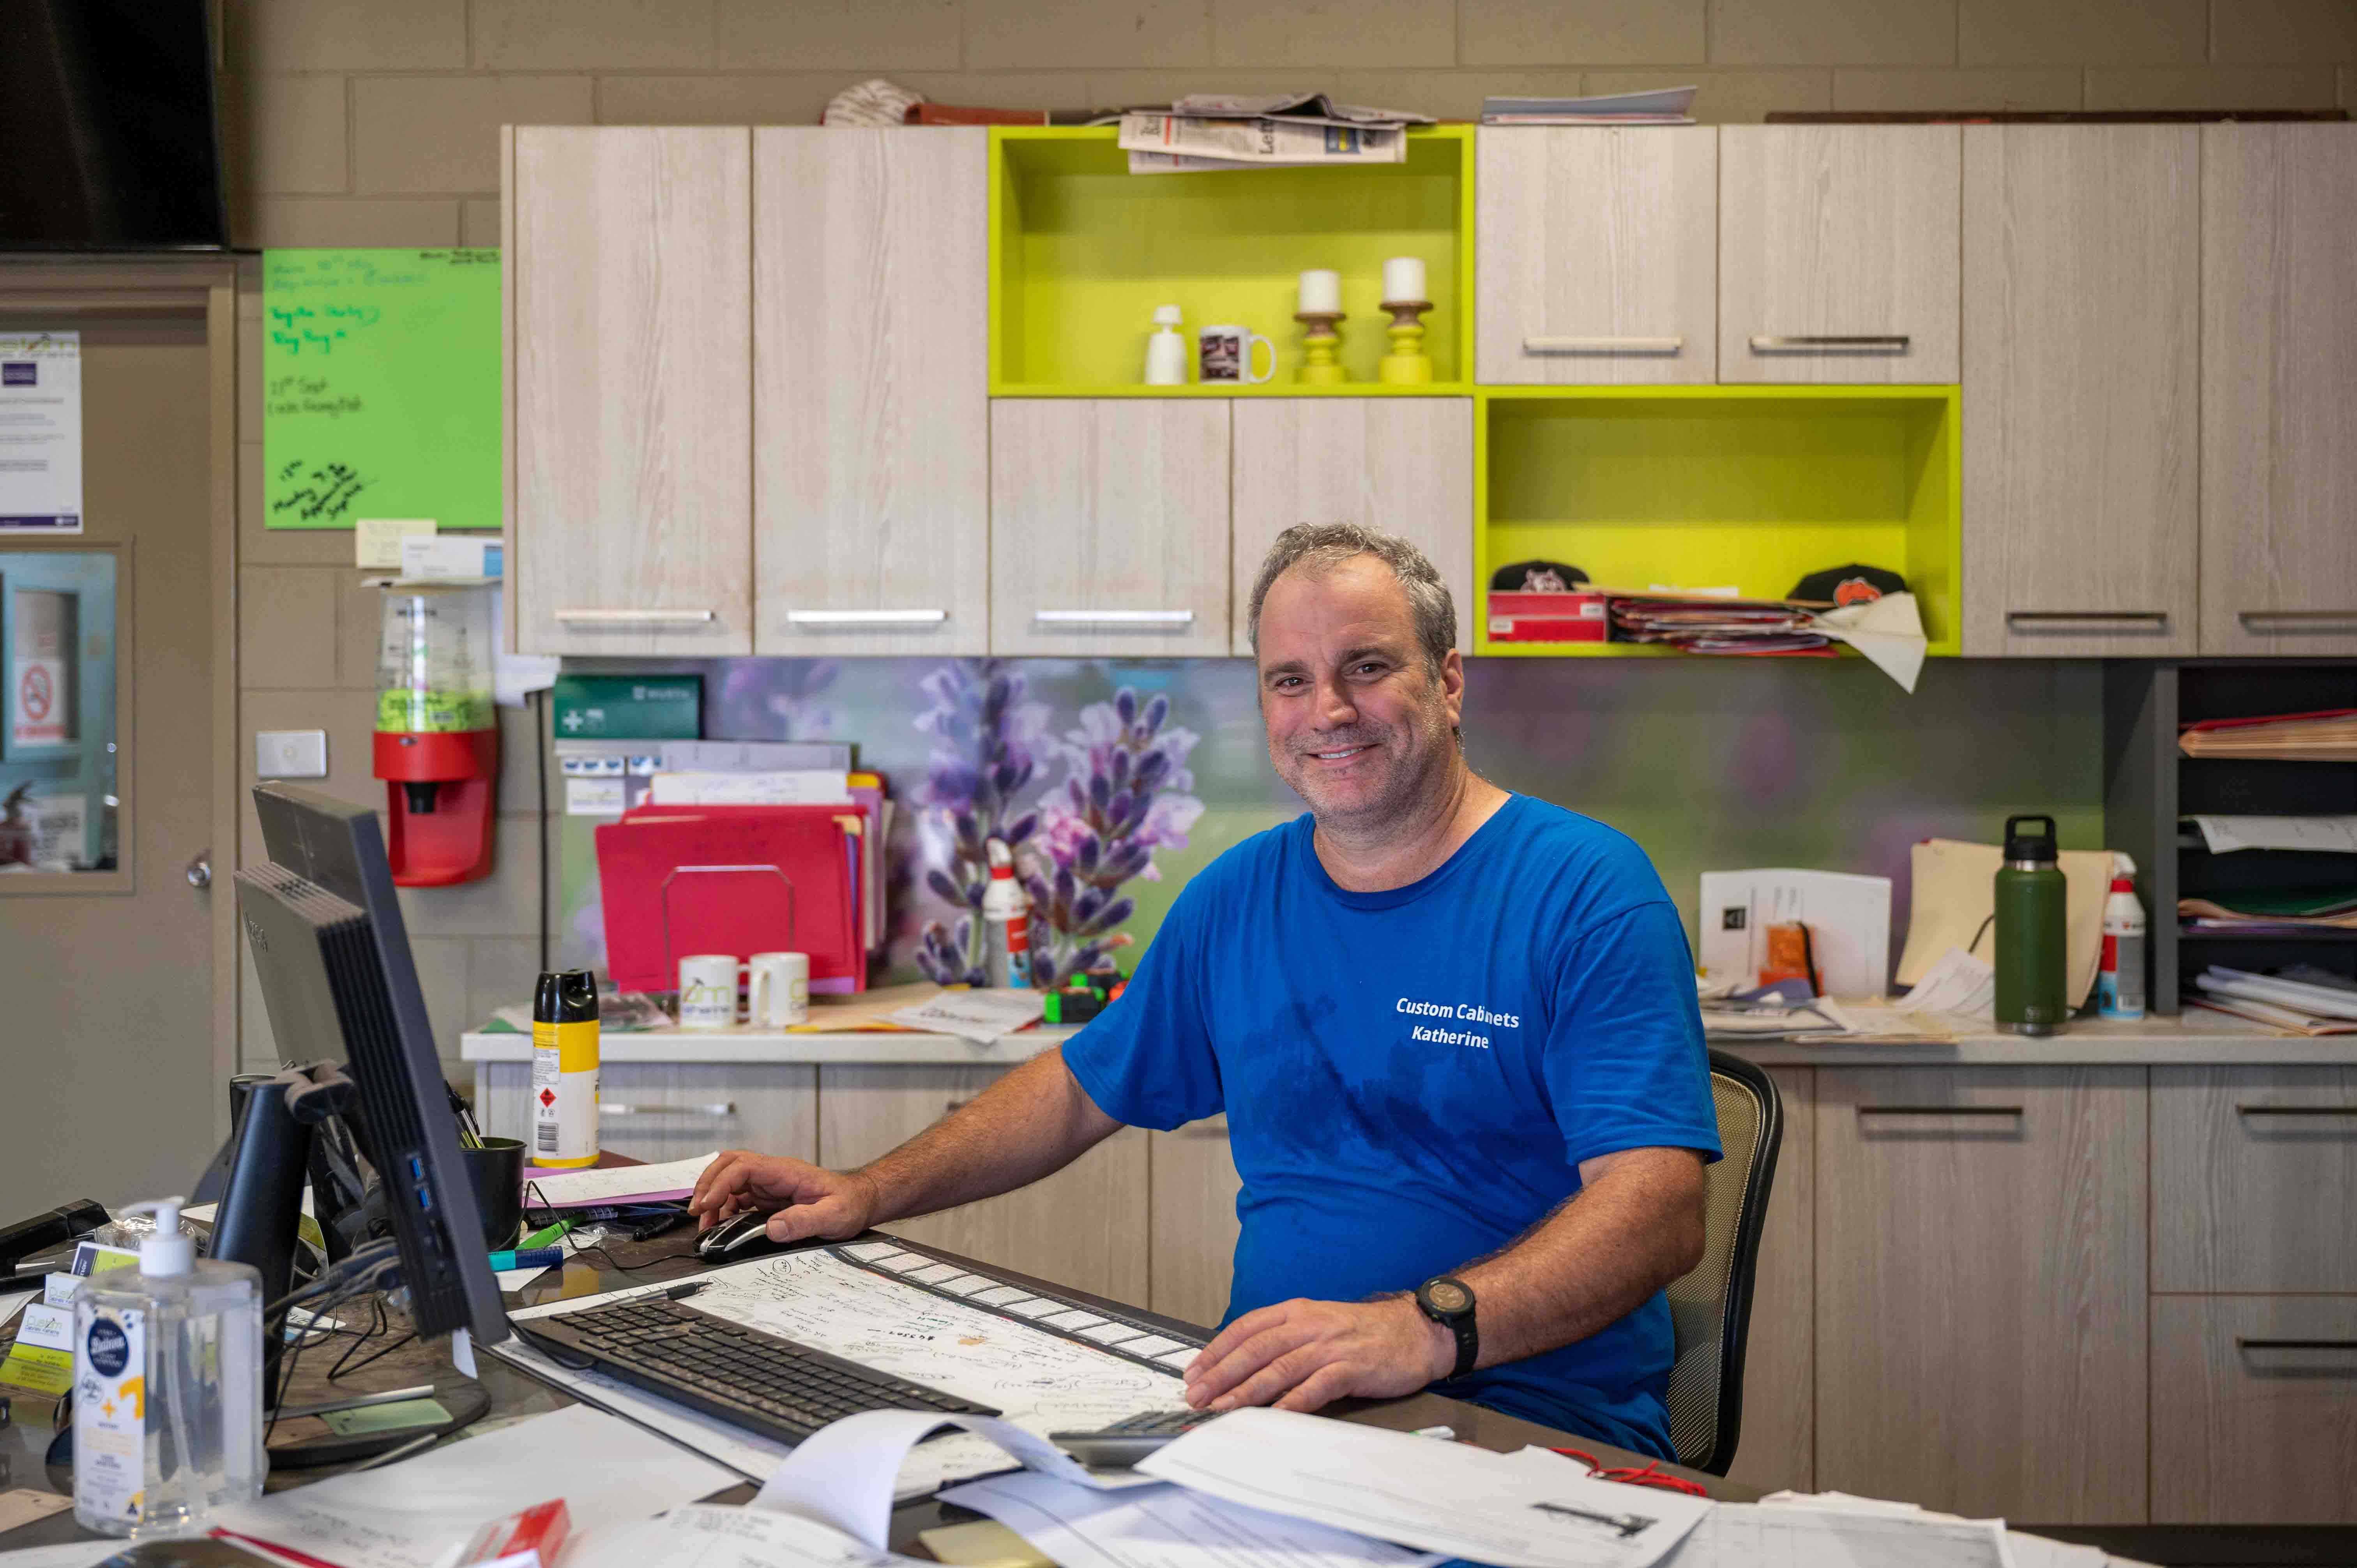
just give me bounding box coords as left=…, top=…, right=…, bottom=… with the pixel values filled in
left=1378, top=299, right=1433, bottom=385
left=1293, top=310, right=1348, bottom=385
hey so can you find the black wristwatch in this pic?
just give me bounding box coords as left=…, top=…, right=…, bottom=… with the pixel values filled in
left=1414, top=1275, right=1478, bottom=1380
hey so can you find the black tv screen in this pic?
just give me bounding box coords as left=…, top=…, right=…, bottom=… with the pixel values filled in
left=0, top=0, right=229, bottom=249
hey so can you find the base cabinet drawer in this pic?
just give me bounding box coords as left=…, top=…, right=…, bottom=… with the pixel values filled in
left=2152, top=1296, right=2357, bottom=1522
left=2153, top=1067, right=2357, bottom=1293
left=1148, top=1118, right=1240, bottom=1330
left=474, top=1061, right=818, bottom=1166
left=818, top=1065, right=1148, bottom=1302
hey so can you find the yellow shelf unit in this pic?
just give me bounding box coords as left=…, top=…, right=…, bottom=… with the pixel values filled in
left=1474, top=386, right=1963, bottom=658
left=988, top=125, right=1475, bottom=396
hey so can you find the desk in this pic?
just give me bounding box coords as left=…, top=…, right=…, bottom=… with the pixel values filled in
left=0, top=1226, right=1753, bottom=1558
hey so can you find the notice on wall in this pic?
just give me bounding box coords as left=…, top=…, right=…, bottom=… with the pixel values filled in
left=9, top=587, right=75, bottom=749
left=263, top=249, right=500, bottom=531
left=0, top=332, right=83, bottom=533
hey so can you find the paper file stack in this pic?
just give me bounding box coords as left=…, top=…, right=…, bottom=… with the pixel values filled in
left=1119, top=93, right=1431, bottom=173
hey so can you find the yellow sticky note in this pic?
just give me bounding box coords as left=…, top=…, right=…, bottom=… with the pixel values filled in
left=355, top=517, right=435, bottom=569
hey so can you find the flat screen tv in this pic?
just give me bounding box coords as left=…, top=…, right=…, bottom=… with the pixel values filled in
left=0, top=0, right=230, bottom=250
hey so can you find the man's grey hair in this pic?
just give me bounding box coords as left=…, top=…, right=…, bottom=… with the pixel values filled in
left=1246, top=523, right=1457, bottom=677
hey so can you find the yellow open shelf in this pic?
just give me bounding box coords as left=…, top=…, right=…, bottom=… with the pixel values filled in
left=989, top=125, right=1474, bottom=394
left=1475, top=387, right=1963, bottom=658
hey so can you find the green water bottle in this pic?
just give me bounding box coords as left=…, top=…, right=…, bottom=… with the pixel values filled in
left=1994, top=814, right=2068, bottom=1036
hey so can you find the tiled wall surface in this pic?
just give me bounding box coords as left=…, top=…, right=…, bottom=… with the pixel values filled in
left=224, top=0, right=2355, bottom=1070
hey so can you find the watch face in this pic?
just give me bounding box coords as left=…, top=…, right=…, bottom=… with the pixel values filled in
left=1424, top=1279, right=1471, bottom=1315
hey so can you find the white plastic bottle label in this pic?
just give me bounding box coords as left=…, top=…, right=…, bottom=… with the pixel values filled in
left=74, top=1304, right=146, bottom=1524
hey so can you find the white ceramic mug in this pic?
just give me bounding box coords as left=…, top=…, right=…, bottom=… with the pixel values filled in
left=747, top=951, right=810, bottom=1028
left=677, top=953, right=740, bottom=1029
left=1199, top=325, right=1276, bottom=385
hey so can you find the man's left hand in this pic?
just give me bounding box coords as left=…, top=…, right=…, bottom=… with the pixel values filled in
left=1181, top=1297, right=1453, bottom=1414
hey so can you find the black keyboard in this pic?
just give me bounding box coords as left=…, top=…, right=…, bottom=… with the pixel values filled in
left=518, top=1292, right=1000, bottom=1444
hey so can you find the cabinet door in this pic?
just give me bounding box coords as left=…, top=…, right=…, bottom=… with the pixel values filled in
left=2152, top=1296, right=2357, bottom=1523
left=473, top=1061, right=818, bottom=1165
left=989, top=401, right=1231, bottom=657
left=511, top=127, right=753, bottom=656
left=1962, top=127, right=2199, bottom=657
left=1229, top=399, right=1474, bottom=655
left=1148, top=1117, right=1241, bottom=1330
left=2200, top=125, right=2357, bottom=656
left=753, top=129, right=989, bottom=657
left=818, top=1065, right=1150, bottom=1302
left=2152, top=1066, right=2357, bottom=1294
left=1816, top=1068, right=2147, bottom=1521
left=1719, top=126, right=1959, bottom=385
left=1475, top=127, right=1716, bottom=385
left=1724, top=1066, right=1813, bottom=1496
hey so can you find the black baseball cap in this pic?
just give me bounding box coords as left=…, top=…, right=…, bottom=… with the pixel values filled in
left=1788, top=564, right=1907, bottom=606
left=1489, top=560, right=1590, bottom=592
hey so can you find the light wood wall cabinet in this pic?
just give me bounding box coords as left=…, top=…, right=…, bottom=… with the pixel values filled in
left=508, top=127, right=754, bottom=657
left=1961, top=126, right=2200, bottom=657
left=1148, top=1117, right=1242, bottom=1328
left=2199, top=125, right=2357, bottom=657
left=2151, top=1296, right=2357, bottom=1523
left=2152, top=1066, right=2357, bottom=1294
left=989, top=400, right=1233, bottom=658
left=818, top=1065, right=1150, bottom=1302
left=754, top=128, right=989, bottom=657
left=1229, top=399, right=1475, bottom=655
left=1815, top=1067, right=2148, bottom=1521
left=1475, top=127, right=1717, bottom=385
left=475, top=1061, right=817, bottom=1166
left=1719, top=127, right=1959, bottom=385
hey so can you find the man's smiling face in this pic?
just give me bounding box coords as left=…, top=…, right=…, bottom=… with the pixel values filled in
left=1255, top=554, right=1463, bottom=830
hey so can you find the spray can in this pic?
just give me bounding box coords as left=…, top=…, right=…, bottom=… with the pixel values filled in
left=1993, top=814, right=2069, bottom=1036
left=532, top=970, right=600, bottom=1167
left=981, top=839, right=1032, bottom=989
left=2099, top=853, right=2147, bottom=1021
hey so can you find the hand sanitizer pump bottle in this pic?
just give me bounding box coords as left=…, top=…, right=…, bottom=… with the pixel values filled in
left=74, top=1197, right=265, bottom=1538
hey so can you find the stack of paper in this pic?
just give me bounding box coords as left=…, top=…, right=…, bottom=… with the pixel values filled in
left=2188, top=965, right=2357, bottom=1035
left=2179, top=707, right=2357, bottom=761
left=2184, top=814, right=2357, bottom=855
left=1119, top=94, right=1432, bottom=173
left=1483, top=87, right=1697, bottom=124
left=2178, top=889, right=2357, bottom=933
left=1609, top=595, right=1832, bottom=655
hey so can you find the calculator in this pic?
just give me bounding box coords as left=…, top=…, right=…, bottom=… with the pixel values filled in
left=1047, top=1408, right=1226, bottom=1466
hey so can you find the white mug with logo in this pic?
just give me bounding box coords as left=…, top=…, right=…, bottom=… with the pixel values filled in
left=1199, top=325, right=1276, bottom=385
left=747, top=951, right=810, bottom=1029
left=677, top=953, right=740, bottom=1029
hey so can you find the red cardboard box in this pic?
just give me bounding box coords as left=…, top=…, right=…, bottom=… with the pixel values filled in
left=1487, top=592, right=1609, bottom=643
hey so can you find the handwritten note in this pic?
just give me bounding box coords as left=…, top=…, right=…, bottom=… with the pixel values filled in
left=262, top=248, right=500, bottom=531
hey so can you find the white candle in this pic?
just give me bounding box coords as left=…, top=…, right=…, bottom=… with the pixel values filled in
left=1297, top=268, right=1341, bottom=314
left=1382, top=256, right=1426, bottom=303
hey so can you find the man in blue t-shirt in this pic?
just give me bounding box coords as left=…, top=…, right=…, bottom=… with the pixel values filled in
left=691, top=523, right=1722, bottom=1459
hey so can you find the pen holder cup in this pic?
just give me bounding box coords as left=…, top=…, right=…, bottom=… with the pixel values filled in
left=461, top=1137, right=527, bottom=1250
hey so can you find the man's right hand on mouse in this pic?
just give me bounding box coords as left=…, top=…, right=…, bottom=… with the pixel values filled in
left=689, top=1150, right=881, bottom=1242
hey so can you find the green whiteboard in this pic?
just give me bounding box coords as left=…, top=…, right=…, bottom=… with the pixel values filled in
left=263, top=249, right=501, bottom=530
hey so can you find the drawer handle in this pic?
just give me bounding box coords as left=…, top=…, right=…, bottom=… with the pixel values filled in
left=556, top=608, right=717, bottom=625
left=785, top=609, right=948, bottom=627
left=1748, top=334, right=1909, bottom=354
left=1033, top=610, right=1194, bottom=626
left=1858, top=1105, right=2025, bottom=1117
left=2237, top=610, right=2357, bottom=631
left=2005, top=612, right=2170, bottom=635
left=1523, top=335, right=1683, bottom=356
left=2237, top=1338, right=2357, bottom=1352
left=602, top=1102, right=736, bottom=1118
left=2235, top=1104, right=2357, bottom=1117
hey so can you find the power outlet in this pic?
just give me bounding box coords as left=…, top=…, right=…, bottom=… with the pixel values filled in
left=255, top=729, right=329, bottom=779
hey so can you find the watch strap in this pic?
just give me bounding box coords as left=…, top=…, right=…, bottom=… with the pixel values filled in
left=1416, top=1276, right=1479, bottom=1380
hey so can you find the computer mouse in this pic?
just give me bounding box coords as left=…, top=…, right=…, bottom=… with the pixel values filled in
left=696, top=1211, right=790, bottom=1261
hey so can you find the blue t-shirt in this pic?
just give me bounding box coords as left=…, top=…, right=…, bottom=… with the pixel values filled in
left=1062, top=794, right=1721, bottom=1460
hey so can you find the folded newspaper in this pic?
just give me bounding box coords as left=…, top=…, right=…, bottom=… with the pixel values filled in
left=1120, top=94, right=1428, bottom=173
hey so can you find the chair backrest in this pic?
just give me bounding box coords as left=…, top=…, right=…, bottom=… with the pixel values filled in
left=1662, top=1050, right=1783, bottom=1475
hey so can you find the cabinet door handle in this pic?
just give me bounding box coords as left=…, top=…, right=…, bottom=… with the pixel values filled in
left=2005, top=611, right=2170, bottom=635
left=2237, top=1338, right=2357, bottom=1353
left=1858, top=1104, right=2025, bottom=1118
left=2235, top=1104, right=2357, bottom=1117
left=785, top=609, right=948, bottom=627
left=1523, top=335, right=1683, bottom=356
left=601, top=1102, right=736, bottom=1118
left=1033, top=610, right=1195, bottom=626
left=1748, top=334, right=1909, bottom=354
left=556, top=608, right=717, bottom=625
left=2237, top=610, right=2357, bottom=632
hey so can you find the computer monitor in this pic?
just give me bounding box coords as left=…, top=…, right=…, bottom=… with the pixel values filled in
left=227, top=784, right=508, bottom=1356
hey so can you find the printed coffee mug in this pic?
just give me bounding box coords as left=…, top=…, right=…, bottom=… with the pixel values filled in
left=1199, top=325, right=1276, bottom=385
left=747, top=951, right=810, bottom=1029
left=677, top=953, right=740, bottom=1029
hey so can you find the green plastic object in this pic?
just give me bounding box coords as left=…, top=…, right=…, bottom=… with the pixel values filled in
left=551, top=675, right=702, bottom=742
left=1993, top=814, right=2069, bottom=1036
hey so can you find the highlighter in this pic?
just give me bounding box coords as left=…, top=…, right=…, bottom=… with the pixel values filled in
left=487, top=1246, right=565, bottom=1271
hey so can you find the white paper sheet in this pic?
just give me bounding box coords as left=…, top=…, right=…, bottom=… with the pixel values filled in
left=209, top=1404, right=736, bottom=1568
left=496, top=1264, right=554, bottom=1291
left=1813, top=592, right=1927, bottom=694
left=0, top=1290, right=36, bottom=1329
left=0, top=1542, right=133, bottom=1568
left=883, top=990, right=1046, bottom=1045
left=1653, top=1503, right=2009, bottom=1568
left=1134, top=1413, right=1710, bottom=1568
left=522, top=1153, right=718, bottom=1207
left=938, top=1470, right=1443, bottom=1568
left=1892, top=946, right=1996, bottom=1021
left=1696, top=869, right=1891, bottom=999
left=560, top=1502, right=923, bottom=1568
left=0, top=332, right=82, bottom=533
left=2187, top=814, right=2357, bottom=855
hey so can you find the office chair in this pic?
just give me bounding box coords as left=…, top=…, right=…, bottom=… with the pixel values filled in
left=1662, top=1049, right=1783, bottom=1476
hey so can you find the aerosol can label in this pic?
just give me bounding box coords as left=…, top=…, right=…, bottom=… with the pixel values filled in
left=532, top=1019, right=600, bottom=1167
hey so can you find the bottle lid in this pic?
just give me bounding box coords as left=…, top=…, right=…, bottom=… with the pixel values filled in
left=1152, top=305, right=1182, bottom=327
left=2003, top=814, right=2057, bottom=862
left=986, top=838, right=1014, bottom=878
left=2112, top=851, right=2136, bottom=878
left=121, top=1196, right=194, bottom=1276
